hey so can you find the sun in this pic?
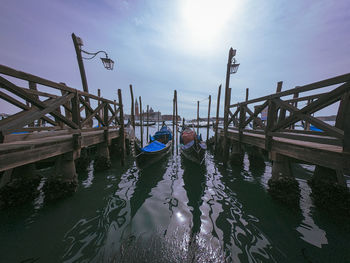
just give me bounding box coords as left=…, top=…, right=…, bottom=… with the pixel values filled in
left=180, top=0, right=237, bottom=50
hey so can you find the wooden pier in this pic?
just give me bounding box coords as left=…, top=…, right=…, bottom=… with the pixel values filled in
left=217, top=66, right=350, bottom=207
left=0, top=64, right=126, bottom=205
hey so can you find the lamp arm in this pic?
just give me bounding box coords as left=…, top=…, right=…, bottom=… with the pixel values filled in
left=81, top=50, right=109, bottom=60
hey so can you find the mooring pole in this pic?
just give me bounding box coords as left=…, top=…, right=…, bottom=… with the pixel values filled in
left=157, top=109, right=159, bottom=130
left=214, top=84, right=221, bottom=151
left=223, top=48, right=235, bottom=162
left=129, top=84, right=135, bottom=130
left=172, top=91, right=175, bottom=151
left=98, top=89, right=102, bottom=127
left=71, top=33, right=91, bottom=127
left=139, top=96, right=143, bottom=148
left=175, top=90, right=178, bottom=155
left=118, top=89, right=125, bottom=166
left=146, top=105, right=149, bottom=143
left=197, top=100, right=200, bottom=135
left=207, top=95, right=211, bottom=142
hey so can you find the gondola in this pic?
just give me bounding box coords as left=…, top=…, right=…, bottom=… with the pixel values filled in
left=134, top=123, right=172, bottom=168
left=180, top=125, right=206, bottom=165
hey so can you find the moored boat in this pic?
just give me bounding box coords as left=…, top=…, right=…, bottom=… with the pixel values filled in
left=134, top=123, right=172, bottom=168
left=180, top=125, right=206, bottom=165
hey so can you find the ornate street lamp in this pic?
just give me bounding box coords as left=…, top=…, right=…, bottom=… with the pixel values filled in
left=81, top=49, right=114, bottom=70
left=71, top=33, right=115, bottom=94
left=223, top=47, right=240, bottom=162
left=71, top=33, right=115, bottom=127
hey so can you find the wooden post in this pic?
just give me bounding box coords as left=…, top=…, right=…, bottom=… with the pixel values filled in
left=146, top=105, right=149, bottom=143
left=245, top=88, right=249, bottom=102
left=172, top=91, right=175, bottom=151
left=206, top=95, right=211, bottom=142
left=157, top=109, right=159, bottom=130
left=29, top=81, right=39, bottom=127
left=197, top=100, right=199, bottom=135
left=118, top=89, right=125, bottom=166
left=265, top=99, right=277, bottom=151
left=291, top=92, right=299, bottom=129
left=304, top=99, right=311, bottom=130
left=223, top=48, right=235, bottom=161
left=336, top=91, right=350, bottom=152
left=71, top=90, right=81, bottom=129
left=175, top=90, right=178, bottom=155
left=60, top=83, right=72, bottom=125
left=71, top=33, right=91, bottom=127
left=129, top=84, right=135, bottom=130
left=113, top=100, right=117, bottom=126
left=214, top=84, right=221, bottom=150
left=98, top=89, right=102, bottom=127
left=139, top=96, right=143, bottom=148
left=275, top=82, right=285, bottom=123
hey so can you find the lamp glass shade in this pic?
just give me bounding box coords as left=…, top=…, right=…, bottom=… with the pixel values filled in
left=101, top=57, right=114, bottom=70
left=230, top=63, right=240, bottom=74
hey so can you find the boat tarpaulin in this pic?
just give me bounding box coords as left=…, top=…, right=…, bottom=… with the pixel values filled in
left=142, top=140, right=166, bottom=152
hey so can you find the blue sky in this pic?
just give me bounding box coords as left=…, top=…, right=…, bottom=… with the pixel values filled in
left=1, top=0, right=350, bottom=118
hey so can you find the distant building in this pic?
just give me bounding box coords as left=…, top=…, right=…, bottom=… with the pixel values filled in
left=162, top=115, right=181, bottom=121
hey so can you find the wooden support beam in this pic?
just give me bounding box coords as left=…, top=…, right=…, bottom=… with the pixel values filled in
left=273, top=98, right=344, bottom=139
left=0, top=64, right=118, bottom=105
left=175, top=90, right=178, bottom=155
left=271, top=81, right=350, bottom=133
left=0, top=91, right=56, bottom=126
left=207, top=95, right=211, bottom=142
left=118, top=89, right=125, bottom=166
left=265, top=99, right=277, bottom=151
left=0, top=93, right=75, bottom=135
left=214, top=84, right=221, bottom=150
left=0, top=76, right=78, bottom=129
left=78, top=95, right=104, bottom=126
left=197, top=100, right=199, bottom=135
left=229, top=72, right=350, bottom=108
left=146, top=105, right=149, bottom=143
left=129, top=84, right=135, bottom=130
left=80, top=102, right=106, bottom=127
left=139, top=96, right=143, bottom=148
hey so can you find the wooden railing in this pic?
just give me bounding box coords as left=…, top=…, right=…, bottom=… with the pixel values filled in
left=223, top=72, right=350, bottom=153
left=0, top=64, right=124, bottom=142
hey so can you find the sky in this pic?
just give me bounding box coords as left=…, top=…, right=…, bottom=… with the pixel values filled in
left=1, top=0, right=350, bottom=119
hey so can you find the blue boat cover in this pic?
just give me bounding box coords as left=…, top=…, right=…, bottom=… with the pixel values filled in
left=142, top=140, right=166, bottom=152
left=154, top=126, right=172, bottom=140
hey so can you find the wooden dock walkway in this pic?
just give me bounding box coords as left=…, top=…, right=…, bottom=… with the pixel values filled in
left=218, top=71, right=350, bottom=172
left=0, top=64, right=125, bottom=174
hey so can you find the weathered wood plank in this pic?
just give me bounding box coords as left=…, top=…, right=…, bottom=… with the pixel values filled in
left=0, top=93, right=75, bottom=135
left=0, top=76, right=78, bottom=129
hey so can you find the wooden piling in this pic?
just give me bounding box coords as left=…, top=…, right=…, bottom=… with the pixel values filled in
left=139, top=96, right=143, bottom=148
left=98, top=89, right=102, bottom=126
left=146, top=105, right=149, bottom=143
left=175, top=90, right=178, bottom=155
left=118, top=89, right=125, bottom=166
left=223, top=48, right=235, bottom=162
left=197, top=100, right=199, bottom=135
left=172, top=91, right=175, bottom=151
left=157, top=108, right=159, bottom=130
left=214, top=84, right=221, bottom=151
left=206, top=95, right=211, bottom=142
left=129, top=84, right=135, bottom=130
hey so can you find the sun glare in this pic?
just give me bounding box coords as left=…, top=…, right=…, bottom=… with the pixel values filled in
left=180, top=0, right=237, bottom=50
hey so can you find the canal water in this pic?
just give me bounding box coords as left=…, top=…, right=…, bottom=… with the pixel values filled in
left=1, top=125, right=350, bottom=263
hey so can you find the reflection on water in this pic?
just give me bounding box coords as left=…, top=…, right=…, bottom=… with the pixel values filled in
left=0, top=126, right=350, bottom=262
